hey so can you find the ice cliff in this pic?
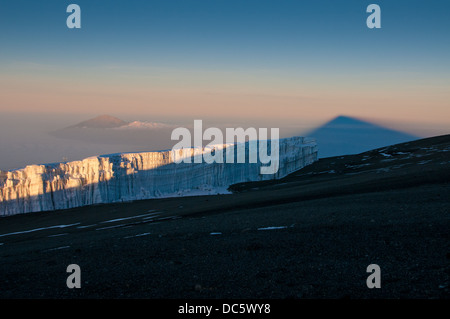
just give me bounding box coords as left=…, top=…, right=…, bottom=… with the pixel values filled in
left=0, top=136, right=317, bottom=216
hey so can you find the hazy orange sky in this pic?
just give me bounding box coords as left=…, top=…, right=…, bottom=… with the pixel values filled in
left=1, top=63, right=448, bottom=136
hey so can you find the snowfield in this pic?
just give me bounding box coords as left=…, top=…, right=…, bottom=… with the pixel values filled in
left=0, top=136, right=317, bottom=216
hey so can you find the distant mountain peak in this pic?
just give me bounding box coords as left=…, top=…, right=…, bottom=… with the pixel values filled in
left=70, top=115, right=129, bottom=129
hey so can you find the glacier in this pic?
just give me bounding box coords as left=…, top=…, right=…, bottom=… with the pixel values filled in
left=0, top=136, right=318, bottom=216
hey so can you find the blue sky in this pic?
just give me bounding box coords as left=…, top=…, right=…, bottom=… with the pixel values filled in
left=2, top=0, right=449, bottom=70
left=0, top=0, right=449, bottom=135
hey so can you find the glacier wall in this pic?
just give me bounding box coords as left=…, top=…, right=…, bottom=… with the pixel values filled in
left=0, top=136, right=317, bottom=216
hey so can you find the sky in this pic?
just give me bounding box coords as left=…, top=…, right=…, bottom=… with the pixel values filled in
left=0, top=0, right=449, bottom=136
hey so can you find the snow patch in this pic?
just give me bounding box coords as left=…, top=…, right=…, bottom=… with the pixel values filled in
left=257, top=226, right=288, bottom=231
left=155, top=216, right=180, bottom=221
left=95, top=224, right=127, bottom=231
left=44, top=246, right=71, bottom=252
left=318, top=170, right=336, bottom=174
left=0, top=223, right=80, bottom=238
left=100, top=212, right=161, bottom=224
left=347, top=164, right=371, bottom=169
left=77, top=224, right=97, bottom=229
left=47, top=233, right=69, bottom=237
left=123, top=232, right=151, bottom=239
left=142, top=214, right=161, bottom=221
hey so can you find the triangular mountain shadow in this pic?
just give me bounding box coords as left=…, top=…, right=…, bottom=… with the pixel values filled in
left=305, top=115, right=419, bottom=158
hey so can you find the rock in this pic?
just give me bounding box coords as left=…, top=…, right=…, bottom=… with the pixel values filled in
left=194, top=284, right=202, bottom=291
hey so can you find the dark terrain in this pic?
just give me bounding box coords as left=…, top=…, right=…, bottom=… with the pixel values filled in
left=0, top=134, right=449, bottom=299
